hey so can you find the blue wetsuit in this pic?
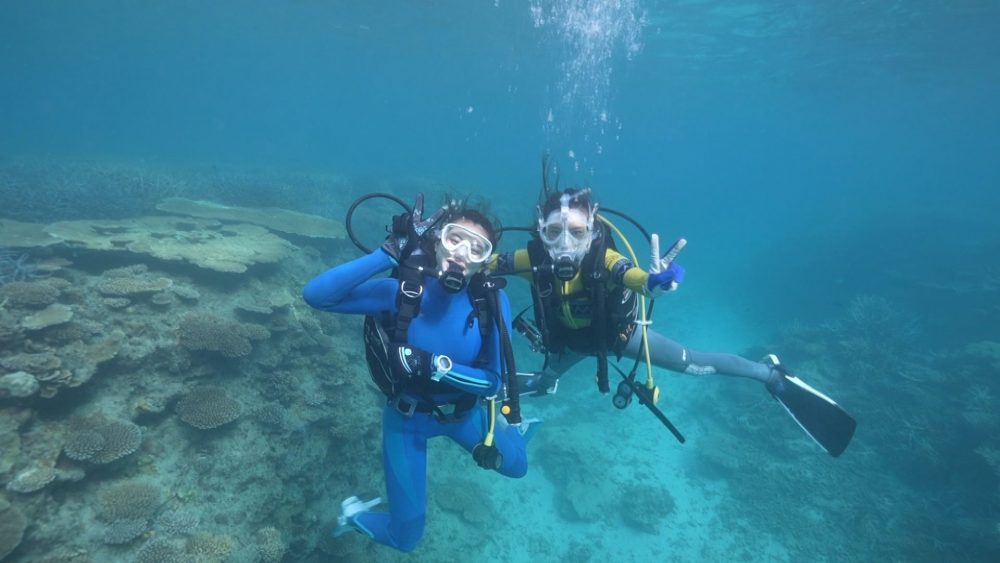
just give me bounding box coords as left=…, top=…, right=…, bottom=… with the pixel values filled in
left=303, top=249, right=527, bottom=552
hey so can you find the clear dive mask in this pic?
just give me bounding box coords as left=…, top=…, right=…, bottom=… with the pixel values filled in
left=439, top=222, right=493, bottom=264
left=537, top=191, right=596, bottom=280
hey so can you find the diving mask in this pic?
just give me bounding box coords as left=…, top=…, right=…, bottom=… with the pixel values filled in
left=439, top=222, right=493, bottom=264
left=537, top=192, right=596, bottom=278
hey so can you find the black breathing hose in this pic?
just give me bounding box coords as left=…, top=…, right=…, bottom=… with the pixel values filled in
left=345, top=192, right=411, bottom=254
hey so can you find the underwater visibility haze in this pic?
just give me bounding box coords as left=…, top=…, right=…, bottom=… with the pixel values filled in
left=1, top=1, right=999, bottom=561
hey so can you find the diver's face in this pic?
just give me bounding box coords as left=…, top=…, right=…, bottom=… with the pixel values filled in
left=435, top=219, right=492, bottom=276
left=540, top=208, right=593, bottom=261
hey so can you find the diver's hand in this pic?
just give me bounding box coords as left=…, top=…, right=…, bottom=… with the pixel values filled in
left=648, top=233, right=687, bottom=297
left=647, top=262, right=685, bottom=295
left=390, top=344, right=434, bottom=379
left=381, top=193, right=448, bottom=263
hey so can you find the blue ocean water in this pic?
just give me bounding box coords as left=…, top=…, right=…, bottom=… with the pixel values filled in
left=1, top=1, right=998, bottom=562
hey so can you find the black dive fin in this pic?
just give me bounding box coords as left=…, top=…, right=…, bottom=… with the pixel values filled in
left=773, top=374, right=856, bottom=457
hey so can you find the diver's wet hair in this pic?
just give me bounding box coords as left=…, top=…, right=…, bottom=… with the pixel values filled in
left=441, top=194, right=501, bottom=246
left=537, top=154, right=594, bottom=219
left=540, top=187, right=594, bottom=218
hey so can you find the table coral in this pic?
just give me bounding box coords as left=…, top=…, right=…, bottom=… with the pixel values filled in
left=101, top=518, right=148, bottom=545
left=178, top=313, right=269, bottom=358
left=0, top=280, right=59, bottom=308
left=175, top=387, right=242, bottom=430
left=63, top=419, right=143, bottom=464
left=4, top=466, right=56, bottom=494
left=99, top=480, right=162, bottom=521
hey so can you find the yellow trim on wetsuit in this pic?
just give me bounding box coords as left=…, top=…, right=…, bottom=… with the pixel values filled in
left=490, top=248, right=651, bottom=329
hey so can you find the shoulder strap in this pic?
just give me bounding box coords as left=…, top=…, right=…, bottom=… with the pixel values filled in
left=390, top=251, right=435, bottom=344
left=525, top=238, right=558, bottom=353
left=467, top=272, right=498, bottom=367
left=584, top=224, right=611, bottom=393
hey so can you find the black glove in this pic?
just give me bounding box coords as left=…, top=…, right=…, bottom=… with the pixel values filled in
left=390, top=345, right=433, bottom=379
left=380, top=193, right=448, bottom=263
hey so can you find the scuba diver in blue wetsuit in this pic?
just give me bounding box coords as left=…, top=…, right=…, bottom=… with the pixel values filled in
left=303, top=194, right=535, bottom=552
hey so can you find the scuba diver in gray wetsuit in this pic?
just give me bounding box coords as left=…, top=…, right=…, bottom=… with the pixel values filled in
left=490, top=178, right=856, bottom=457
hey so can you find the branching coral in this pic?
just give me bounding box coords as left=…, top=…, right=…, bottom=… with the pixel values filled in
left=253, top=526, right=286, bottom=563
left=175, top=387, right=242, bottom=429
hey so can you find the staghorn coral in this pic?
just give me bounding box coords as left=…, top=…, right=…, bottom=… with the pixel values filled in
left=64, top=419, right=143, bottom=464
left=0, top=280, right=59, bottom=308
left=99, top=480, right=162, bottom=522
left=253, top=526, right=286, bottom=563
left=0, top=497, right=27, bottom=560
left=175, top=387, right=242, bottom=429
left=5, top=466, right=56, bottom=494
left=102, top=518, right=148, bottom=545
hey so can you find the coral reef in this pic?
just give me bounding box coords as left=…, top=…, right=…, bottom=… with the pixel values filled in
left=0, top=281, right=59, bottom=308
left=0, top=497, right=27, bottom=560
left=45, top=216, right=296, bottom=274
left=134, top=538, right=186, bottom=563
left=4, top=466, right=56, bottom=494
left=101, top=518, right=148, bottom=545
left=63, top=419, right=143, bottom=464
left=154, top=510, right=200, bottom=536
left=253, top=526, right=286, bottom=563
left=0, top=180, right=400, bottom=561
left=98, top=480, right=162, bottom=522
left=175, top=388, right=242, bottom=429
left=185, top=533, right=234, bottom=562
left=0, top=373, right=39, bottom=399
left=0, top=250, right=43, bottom=286
left=21, top=303, right=73, bottom=331
left=156, top=197, right=346, bottom=240
left=96, top=265, right=173, bottom=297
left=177, top=314, right=269, bottom=359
